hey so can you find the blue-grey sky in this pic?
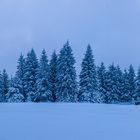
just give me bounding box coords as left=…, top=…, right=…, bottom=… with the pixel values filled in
left=0, top=0, right=140, bottom=74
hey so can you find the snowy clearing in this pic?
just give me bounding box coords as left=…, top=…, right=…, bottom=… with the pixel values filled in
left=0, top=103, right=140, bottom=140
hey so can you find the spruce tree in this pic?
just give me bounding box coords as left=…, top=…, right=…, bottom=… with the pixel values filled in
left=15, top=54, right=26, bottom=101
left=121, top=69, right=130, bottom=102
left=79, top=45, right=98, bottom=103
left=127, top=65, right=136, bottom=102
left=1, top=69, right=9, bottom=102
left=97, top=62, right=107, bottom=103
left=23, top=49, right=39, bottom=102
left=0, top=72, right=4, bottom=102
left=103, top=64, right=124, bottom=103
left=56, top=41, right=78, bottom=102
left=49, top=51, right=58, bottom=102
left=134, top=67, right=140, bottom=103
left=36, top=49, right=52, bottom=102
left=122, top=65, right=136, bottom=103
left=105, top=64, right=118, bottom=103
left=114, top=65, right=124, bottom=103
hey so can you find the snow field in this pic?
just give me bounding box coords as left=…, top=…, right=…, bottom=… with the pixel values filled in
left=0, top=103, right=140, bottom=140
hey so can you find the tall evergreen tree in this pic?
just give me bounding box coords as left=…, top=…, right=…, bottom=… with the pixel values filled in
left=15, top=54, right=26, bottom=101
left=105, top=65, right=124, bottom=103
left=36, top=49, right=52, bottom=102
left=114, top=65, right=124, bottom=103
left=0, top=72, right=4, bottom=102
left=134, top=67, right=140, bottom=103
left=24, top=49, right=39, bottom=102
left=56, top=41, right=78, bottom=102
left=79, top=45, right=98, bottom=103
left=1, top=69, right=9, bottom=102
left=49, top=51, right=58, bottom=102
left=127, top=65, right=136, bottom=102
left=122, top=65, right=136, bottom=103
left=105, top=64, right=118, bottom=103
left=97, top=62, right=107, bottom=103
left=121, top=69, right=130, bottom=102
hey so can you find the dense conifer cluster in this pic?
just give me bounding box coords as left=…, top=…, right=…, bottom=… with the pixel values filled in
left=1, top=41, right=139, bottom=104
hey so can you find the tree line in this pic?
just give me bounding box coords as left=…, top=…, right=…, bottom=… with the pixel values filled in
left=0, top=41, right=139, bottom=104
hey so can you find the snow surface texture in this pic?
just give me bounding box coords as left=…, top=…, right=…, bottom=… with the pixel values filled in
left=0, top=103, right=140, bottom=140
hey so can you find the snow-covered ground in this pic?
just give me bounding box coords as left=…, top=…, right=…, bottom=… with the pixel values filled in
left=0, top=103, right=140, bottom=140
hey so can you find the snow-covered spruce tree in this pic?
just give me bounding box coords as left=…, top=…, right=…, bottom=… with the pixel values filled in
left=105, top=64, right=119, bottom=103
left=133, top=67, right=140, bottom=103
left=106, top=64, right=124, bottom=104
left=49, top=51, right=58, bottom=102
left=7, top=77, right=24, bottom=103
left=122, top=65, right=136, bottom=103
left=133, top=68, right=140, bottom=102
left=127, top=65, right=136, bottom=103
left=0, top=70, right=8, bottom=102
left=127, top=65, right=136, bottom=102
left=79, top=45, right=99, bottom=103
left=56, top=41, right=78, bottom=102
left=36, top=49, right=52, bottom=102
left=23, top=49, right=39, bottom=102
left=0, top=72, right=4, bottom=102
left=15, top=54, right=26, bottom=101
left=115, top=65, right=124, bottom=103
left=97, top=62, right=107, bottom=103
left=121, top=69, right=130, bottom=102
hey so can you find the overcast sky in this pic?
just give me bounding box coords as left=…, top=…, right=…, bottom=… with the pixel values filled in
left=0, top=0, right=140, bottom=74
